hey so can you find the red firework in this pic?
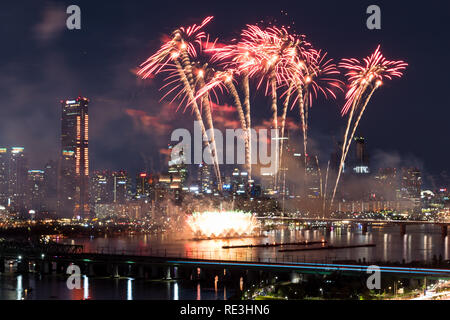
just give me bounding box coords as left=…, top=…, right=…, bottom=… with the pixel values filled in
left=339, top=45, right=408, bottom=115
left=137, top=16, right=213, bottom=79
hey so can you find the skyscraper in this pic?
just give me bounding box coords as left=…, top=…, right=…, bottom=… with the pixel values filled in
left=0, top=148, right=8, bottom=206
left=8, top=147, right=28, bottom=212
left=353, top=137, right=370, bottom=174
left=112, top=170, right=129, bottom=204
left=43, top=160, right=58, bottom=214
left=401, top=167, right=422, bottom=208
left=59, top=97, right=90, bottom=218
left=90, top=170, right=112, bottom=204
left=0, top=147, right=28, bottom=212
left=28, top=169, right=45, bottom=212
left=198, top=163, right=211, bottom=193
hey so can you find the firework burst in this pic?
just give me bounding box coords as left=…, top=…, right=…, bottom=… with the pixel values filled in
left=187, top=211, right=258, bottom=238
left=330, top=45, right=407, bottom=207
left=137, top=17, right=223, bottom=188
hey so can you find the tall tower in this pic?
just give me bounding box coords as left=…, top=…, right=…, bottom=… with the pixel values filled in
left=0, top=148, right=8, bottom=206
left=9, top=147, right=28, bottom=212
left=353, top=137, right=369, bottom=174
left=0, top=147, right=28, bottom=211
left=59, top=97, right=90, bottom=218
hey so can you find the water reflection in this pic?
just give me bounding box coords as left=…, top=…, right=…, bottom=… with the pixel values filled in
left=445, top=236, right=449, bottom=260
left=58, top=224, right=450, bottom=266
left=16, top=275, right=22, bottom=300
left=196, top=283, right=201, bottom=300
left=127, top=278, right=133, bottom=300
left=173, top=283, right=179, bottom=300
left=83, top=275, right=89, bottom=300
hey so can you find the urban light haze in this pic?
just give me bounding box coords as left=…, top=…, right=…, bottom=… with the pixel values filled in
left=0, top=0, right=450, bottom=306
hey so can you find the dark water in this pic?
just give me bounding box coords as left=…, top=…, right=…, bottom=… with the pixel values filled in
left=0, top=273, right=234, bottom=300
left=63, top=224, right=450, bottom=263
left=1, top=224, right=449, bottom=300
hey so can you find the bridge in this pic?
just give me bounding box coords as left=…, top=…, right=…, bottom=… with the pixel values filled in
left=2, top=240, right=450, bottom=282
left=258, top=216, right=450, bottom=236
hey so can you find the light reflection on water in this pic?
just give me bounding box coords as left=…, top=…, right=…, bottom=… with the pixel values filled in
left=2, top=224, right=450, bottom=300
left=67, top=224, right=450, bottom=264
left=0, top=275, right=234, bottom=300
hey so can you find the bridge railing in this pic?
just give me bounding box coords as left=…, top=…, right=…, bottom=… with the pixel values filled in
left=87, top=246, right=342, bottom=265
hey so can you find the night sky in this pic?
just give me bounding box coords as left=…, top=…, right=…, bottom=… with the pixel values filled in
left=0, top=0, right=449, bottom=187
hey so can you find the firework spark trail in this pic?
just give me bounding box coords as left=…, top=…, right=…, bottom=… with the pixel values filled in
left=296, top=86, right=308, bottom=170
left=180, top=51, right=222, bottom=189
left=174, top=61, right=218, bottom=175
left=288, top=49, right=343, bottom=181
left=343, top=86, right=378, bottom=160
left=224, top=78, right=251, bottom=174
left=242, top=74, right=252, bottom=178
left=194, top=70, right=251, bottom=176
left=278, top=83, right=293, bottom=188
left=315, top=155, right=323, bottom=198
left=323, top=160, right=330, bottom=218
left=330, top=46, right=407, bottom=208
left=196, top=73, right=223, bottom=188
left=330, top=82, right=369, bottom=209
left=205, top=41, right=256, bottom=179
left=183, top=68, right=222, bottom=189
left=330, top=90, right=359, bottom=208
left=333, top=87, right=378, bottom=199
left=137, top=17, right=224, bottom=187
left=270, top=74, right=280, bottom=190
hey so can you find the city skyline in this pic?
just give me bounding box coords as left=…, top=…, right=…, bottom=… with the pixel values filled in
left=1, top=1, right=450, bottom=304
left=0, top=1, right=449, bottom=187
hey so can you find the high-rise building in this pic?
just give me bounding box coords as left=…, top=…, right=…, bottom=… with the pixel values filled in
left=231, top=167, right=248, bottom=196
left=90, top=170, right=112, bottom=204
left=59, top=97, right=90, bottom=218
left=198, top=163, right=211, bottom=193
left=136, top=172, right=152, bottom=198
left=374, top=168, right=398, bottom=201
left=90, top=170, right=130, bottom=206
left=112, top=170, right=129, bottom=204
left=0, top=147, right=28, bottom=211
left=401, top=167, right=422, bottom=207
left=0, top=148, right=8, bottom=206
left=168, top=145, right=188, bottom=188
left=43, top=160, right=58, bottom=213
left=8, top=147, right=28, bottom=212
left=28, top=170, right=45, bottom=212
left=352, top=137, right=370, bottom=174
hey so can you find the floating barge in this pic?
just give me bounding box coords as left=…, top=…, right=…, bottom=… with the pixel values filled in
left=222, top=240, right=327, bottom=249
left=278, top=243, right=376, bottom=252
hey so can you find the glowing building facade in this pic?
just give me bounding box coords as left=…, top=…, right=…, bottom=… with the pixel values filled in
left=59, top=97, right=90, bottom=218
left=0, top=147, right=28, bottom=212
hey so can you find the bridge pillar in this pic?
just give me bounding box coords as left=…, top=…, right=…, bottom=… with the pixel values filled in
left=221, top=269, right=231, bottom=282
left=173, top=266, right=178, bottom=279
left=164, top=266, right=172, bottom=280
left=17, top=259, right=29, bottom=274
left=0, top=257, right=4, bottom=273
left=150, top=266, right=159, bottom=279
left=137, top=265, right=145, bottom=279
left=441, top=225, right=448, bottom=237
left=40, top=261, right=50, bottom=274
left=88, top=263, right=95, bottom=277
left=325, top=224, right=332, bottom=233
left=126, top=264, right=133, bottom=277
left=361, top=223, right=368, bottom=234
left=246, top=270, right=259, bottom=283
left=400, top=224, right=406, bottom=236
left=111, top=264, right=119, bottom=278
left=290, top=272, right=301, bottom=284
